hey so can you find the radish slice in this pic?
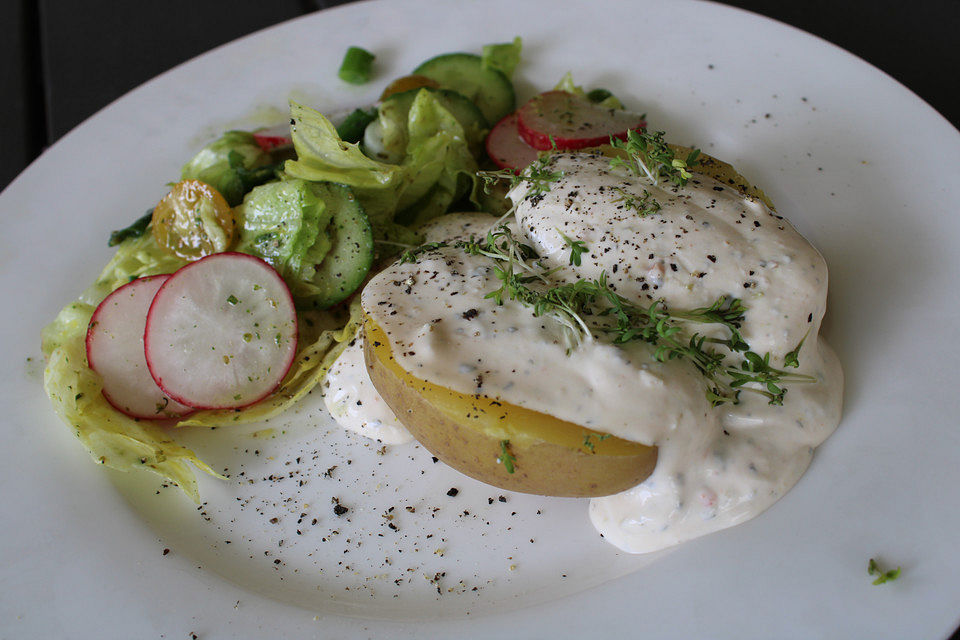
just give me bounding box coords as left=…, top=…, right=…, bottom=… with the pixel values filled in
left=144, top=253, right=298, bottom=410
left=516, top=91, right=647, bottom=151
left=485, top=112, right=540, bottom=171
left=85, top=275, right=195, bottom=419
left=253, top=124, right=292, bottom=151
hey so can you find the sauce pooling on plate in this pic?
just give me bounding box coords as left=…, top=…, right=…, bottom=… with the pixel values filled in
left=332, top=152, right=843, bottom=554
left=322, top=337, right=412, bottom=445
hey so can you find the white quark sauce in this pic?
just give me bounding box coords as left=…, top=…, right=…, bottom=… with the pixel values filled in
left=322, top=337, right=412, bottom=445
left=349, top=153, right=843, bottom=554
left=320, top=214, right=496, bottom=444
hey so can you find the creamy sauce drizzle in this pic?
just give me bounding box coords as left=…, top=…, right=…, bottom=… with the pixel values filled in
left=322, top=337, right=412, bottom=445
left=355, top=153, right=843, bottom=553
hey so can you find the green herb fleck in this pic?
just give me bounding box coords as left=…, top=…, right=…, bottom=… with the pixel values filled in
left=338, top=46, right=375, bottom=84
left=226, top=295, right=239, bottom=305
left=586, top=88, right=614, bottom=103
left=868, top=558, right=902, bottom=585
left=498, top=440, right=517, bottom=474
left=583, top=433, right=611, bottom=453
left=108, top=210, right=153, bottom=246
left=478, top=151, right=563, bottom=201
left=559, top=232, right=588, bottom=266
left=613, top=187, right=662, bottom=217
left=399, top=241, right=449, bottom=265
left=783, top=331, right=809, bottom=368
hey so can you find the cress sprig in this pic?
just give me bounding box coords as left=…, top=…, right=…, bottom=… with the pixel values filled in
left=450, top=225, right=813, bottom=405
left=613, top=186, right=662, bottom=218
left=608, top=128, right=701, bottom=188
left=559, top=231, right=588, bottom=266
left=398, top=241, right=448, bottom=264
left=478, top=146, right=563, bottom=201
left=867, top=558, right=902, bottom=585
left=497, top=440, right=517, bottom=473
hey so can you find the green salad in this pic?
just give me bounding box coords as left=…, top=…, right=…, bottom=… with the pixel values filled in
left=41, top=39, right=525, bottom=502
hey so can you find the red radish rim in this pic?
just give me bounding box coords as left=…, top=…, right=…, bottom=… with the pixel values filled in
left=85, top=274, right=196, bottom=420
left=517, top=120, right=644, bottom=151
left=144, top=252, right=299, bottom=411
left=485, top=112, right=539, bottom=173
left=85, top=274, right=169, bottom=369
left=516, top=91, right=647, bottom=151
left=253, top=125, right=293, bottom=151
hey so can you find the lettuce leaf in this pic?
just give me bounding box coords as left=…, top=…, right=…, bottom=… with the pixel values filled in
left=181, top=131, right=273, bottom=206
left=76, top=232, right=188, bottom=308
left=553, top=72, right=624, bottom=110
left=393, top=90, right=478, bottom=226
left=43, top=301, right=219, bottom=503
left=235, top=179, right=334, bottom=299
left=482, top=37, right=522, bottom=79
left=285, top=102, right=402, bottom=190
left=284, top=92, right=479, bottom=230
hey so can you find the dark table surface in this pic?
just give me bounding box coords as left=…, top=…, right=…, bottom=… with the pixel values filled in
left=3, top=1, right=958, bottom=636
left=2, top=0, right=959, bottom=192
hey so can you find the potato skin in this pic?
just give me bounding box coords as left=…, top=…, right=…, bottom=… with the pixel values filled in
left=363, top=321, right=657, bottom=498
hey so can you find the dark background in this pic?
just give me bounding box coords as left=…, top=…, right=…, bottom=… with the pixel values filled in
left=1, top=1, right=958, bottom=636
left=2, top=0, right=959, bottom=192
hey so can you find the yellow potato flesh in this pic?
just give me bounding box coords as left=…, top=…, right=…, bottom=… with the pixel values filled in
left=363, top=315, right=657, bottom=497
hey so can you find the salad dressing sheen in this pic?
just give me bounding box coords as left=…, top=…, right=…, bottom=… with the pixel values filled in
left=331, top=153, right=843, bottom=554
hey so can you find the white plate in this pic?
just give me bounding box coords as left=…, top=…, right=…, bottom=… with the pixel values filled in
left=3, top=1, right=959, bottom=637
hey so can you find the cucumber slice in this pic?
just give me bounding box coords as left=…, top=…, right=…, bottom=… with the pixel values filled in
left=413, top=53, right=515, bottom=126
left=381, top=86, right=489, bottom=153
left=308, top=183, right=374, bottom=308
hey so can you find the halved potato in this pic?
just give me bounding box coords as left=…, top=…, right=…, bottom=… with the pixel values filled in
left=363, top=316, right=657, bottom=497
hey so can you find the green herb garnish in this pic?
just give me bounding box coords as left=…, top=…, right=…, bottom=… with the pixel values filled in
left=559, top=232, right=588, bottom=266
left=226, top=295, right=239, bottom=305
left=108, top=210, right=153, bottom=246
left=613, top=187, right=662, bottom=217
left=783, top=331, right=809, bottom=368
left=868, top=558, right=902, bottom=585
left=586, top=88, right=614, bottom=103
left=399, top=241, right=449, bottom=264
left=456, top=225, right=814, bottom=405
left=609, top=129, right=700, bottom=188
left=227, top=151, right=282, bottom=194
left=338, top=46, right=376, bottom=84
left=478, top=152, right=563, bottom=201
left=498, top=439, right=517, bottom=473
left=583, top=433, right=611, bottom=453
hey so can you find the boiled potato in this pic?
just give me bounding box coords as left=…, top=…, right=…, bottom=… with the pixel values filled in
left=363, top=316, right=657, bottom=497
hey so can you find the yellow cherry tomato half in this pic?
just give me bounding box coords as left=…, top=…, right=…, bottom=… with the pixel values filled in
left=152, top=180, right=236, bottom=261
left=379, top=74, right=440, bottom=101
